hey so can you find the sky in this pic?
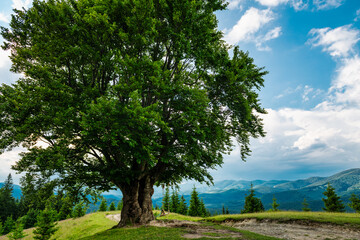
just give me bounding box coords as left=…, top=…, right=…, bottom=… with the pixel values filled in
left=1, top=0, right=360, bottom=184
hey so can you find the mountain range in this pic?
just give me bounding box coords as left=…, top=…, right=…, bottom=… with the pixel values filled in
left=2, top=168, right=360, bottom=213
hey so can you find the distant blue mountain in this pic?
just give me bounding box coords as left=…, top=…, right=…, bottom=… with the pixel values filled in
left=3, top=168, right=360, bottom=213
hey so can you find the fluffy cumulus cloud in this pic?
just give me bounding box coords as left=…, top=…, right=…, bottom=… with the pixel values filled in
left=308, top=25, right=360, bottom=58
left=0, top=13, right=9, bottom=23
left=214, top=24, right=360, bottom=181
left=11, top=0, right=33, bottom=10
left=313, top=0, right=345, bottom=10
left=224, top=7, right=281, bottom=50
left=227, top=0, right=244, bottom=10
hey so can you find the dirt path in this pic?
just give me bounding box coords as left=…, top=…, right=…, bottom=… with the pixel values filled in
left=224, top=218, right=360, bottom=240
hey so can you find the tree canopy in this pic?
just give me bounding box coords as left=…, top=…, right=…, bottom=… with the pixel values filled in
left=0, top=0, right=266, bottom=226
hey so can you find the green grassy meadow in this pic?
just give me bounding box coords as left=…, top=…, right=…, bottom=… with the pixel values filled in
left=2, top=211, right=360, bottom=239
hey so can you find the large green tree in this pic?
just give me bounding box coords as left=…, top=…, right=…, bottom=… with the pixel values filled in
left=0, top=0, right=266, bottom=226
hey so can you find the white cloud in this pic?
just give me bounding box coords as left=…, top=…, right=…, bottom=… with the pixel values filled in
left=308, top=25, right=360, bottom=58
left=255, top=0, right=289, bottom=7
left=11, top=0, right=32, bottom=10
left=355, top=9, right=360, bottom=22
left=0, top=13, right=9, bottom=23
left=313, top=0, right=345, bottom=10
left=291, top=0, right=309, bottom=11
left=227, top=0, right=243, bottom=10
left=0, top=47, right=11, bottom=69
left=224, top=8, right=281, bottom=50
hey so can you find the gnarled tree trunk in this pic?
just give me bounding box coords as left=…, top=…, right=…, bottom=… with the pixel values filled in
left=115, top=176, right=155, bottom=227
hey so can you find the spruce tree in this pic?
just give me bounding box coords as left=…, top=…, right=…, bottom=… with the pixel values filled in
left=72, top=202, right=87, bottom=218
left=270, top=196, right=280, bottom=211
left=241, top=184, right=264, bottom=214
left=225, top=207, right=229, bottom=214
left=302, top=198, right=311, bottom=212
left=2, top=216, right=15, bottom=235
left=109, top=202, right=116, bottom=211
left=0, top=221, right=3, bottom=235
left=0, top=174, right=17, bottom=223
left=8, top=221, right=27, bottom=240
left=199, top=198, right=207, bottom=217
left=58, top=196, right=73, bottom=221
left=170, top=190, right=180, bottom=213
left=348, top=193, right=360, bottom=213
left=98, top=199, right=107, bottom=212
left=178, top=196, right=188, bottom=215
left=322, top=183, right=345, bottom=212
left=33, top=207, right=58, bottom=240
left=222, top=205, right=225, bottom=215
left=188, top=187, right=201, bottom=217
left=117, top=199, right=123, bottom=211
left=161, top=187, right=170, bottom=212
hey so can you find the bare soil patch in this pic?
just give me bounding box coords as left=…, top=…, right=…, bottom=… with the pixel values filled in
left=106, top=214, right=243, bottom=239
left=223, top=218, right=360, bottom=240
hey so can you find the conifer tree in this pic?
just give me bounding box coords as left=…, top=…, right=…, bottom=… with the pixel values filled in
left=0, top=174, right=17, bottom=222
left=348, top=193, right=360, bottom=213
left=199, top=198, right=207, bottom=217
left=58, top=196, right=73, bottom=220
left=98, top=199, right=107, bottom=212
left=241, top=184, right=264, bottom=214
left=270, top=196, right=280, bottom=211
left=178, top=196, right=188, bottom=215
left=0, top=221, right=3, bottom=235
left=322, top=183, right=345, bottom=212
left=188, top=187, right=201, bottom=217
left=117, top=199, right=123, bottom=211
left=2, top=216, right=15, bottom=235
left=161, top=187, right=170, bottom=212
left=109, top=202, right=116, bottom=211
left=72, top=202, right=87, bottom=218
left=225, top=207, right=229, bottom=214
left=222, top=205, right=225, bottom=215
left=33, top=207, right=58, bottom=240
left=21, top=209, right=41, bottom=229
left=170, top=190, right=180, bottom=213
left=302, top=198, right=311, bottom=212
left=8, top=221, right=27, bottom=240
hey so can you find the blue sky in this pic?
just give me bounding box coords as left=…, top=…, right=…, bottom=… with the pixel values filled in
left=1, top=0, right=360, bottom=184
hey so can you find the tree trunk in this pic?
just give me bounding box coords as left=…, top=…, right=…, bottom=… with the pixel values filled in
left=115, top=176, right=155, bottom=227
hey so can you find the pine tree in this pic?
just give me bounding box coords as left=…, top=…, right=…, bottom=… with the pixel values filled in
left=302, top=198, right=311, bottom=212
left=116, top=199, right=123, bottom=211
left=98, top=199, right=107, bottom=212
left=199, top=198, right=207, bottom=217
left=21, top=208, right=41, bottom=229
left=72, top=202, right=87, bottom=218
left=222, top=205, right=225, bottom=215
left=348, top=193, right=360, bottom=213
left=0, top=220, right=3, bottom=235
left=0, top=174, right=17, bottom=223
left=33, top=207, right=58, bottom=240
left=2, top=216, right=15, bottom=235
left=58, top=196, right=73, bottom=220
left=178, top=196, right=188, bottom=215
left=8, top=221, right=27, bottom=240
left=270, top=196, right=280, bottom=211
left=322, top=183, right=345, bottom=212
left=161, top=187, right=170, bottom=212
left=188, top=186, right=201, bottom=217
left=225, top=207, right=229, bottom=214
left=170, top=190, right=180, bottom=213
left=241, top=184, right=264, bottom=214
left=109, top=202, right=116, bottom=211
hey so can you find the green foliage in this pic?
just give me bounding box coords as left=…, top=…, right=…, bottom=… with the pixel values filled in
left=72, top=201, right=87, bottom=218
left=161, top=187, right=170, bottom=212
left=177, top=195, right=188, bottom=215
left=116, top=199, right=123, bottom=211
left=20, top=208, right=41, bottom=229
left=0, top=220, right=3, bottom=235
left=3, top=216, right=15, bottom=235
left=170, top=190, right=180, bottom=213
left=188, top=186, right=206, bottom=217
left=348, top=193, right=360, bottom=213
left=241, top=184, right=264, bottom=214
left=33, top=207, right=59, bottom=240
left=98, top=199, right=107, bottom=212
left=226, top=207, right=229, bottom=214
left=322, top=183, right=345, bottom=212
left=57, top=196, right=74, bottom=221
left=1, top=0, right=266, bottom=224
left=0, top=174, right=17, bottom=223
left=7, top=221, right=27, bottom=240
left=109, top=202, right=116, bottom=211
left=270, top=196, right=280, bottom=211
left=302, top=198, right=311, bottom=212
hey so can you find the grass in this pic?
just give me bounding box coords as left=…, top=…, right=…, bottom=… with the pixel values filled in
left=3, top=210, right=359, bottom=239
left=206, top=211, right=360, bottom=227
